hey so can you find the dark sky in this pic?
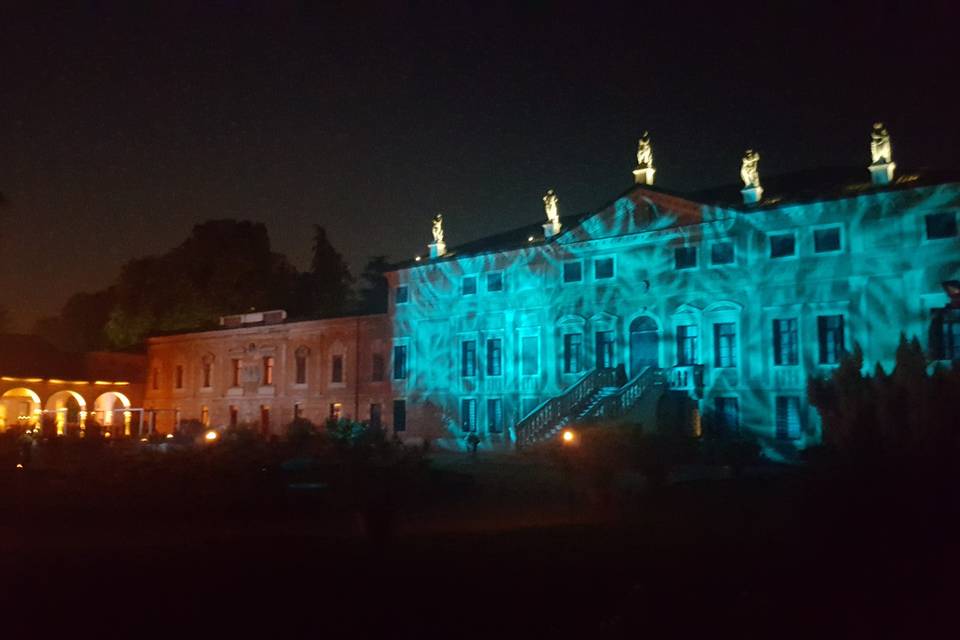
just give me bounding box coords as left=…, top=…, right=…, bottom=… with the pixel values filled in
left=1, top=1, right=958, bottom=331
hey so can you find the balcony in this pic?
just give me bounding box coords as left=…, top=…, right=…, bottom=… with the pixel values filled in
left=667, top=364, right=704, bottom=397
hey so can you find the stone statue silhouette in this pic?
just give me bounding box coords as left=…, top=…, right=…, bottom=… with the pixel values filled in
left=431, top=213, right=444, bottom=245
left=543, top=189, right=560, bottom=229
left=740, top=149, right=761, bottom=189
left=871, top=122, right=892, bottom=165
left=636, top=131, right=653, bottom=169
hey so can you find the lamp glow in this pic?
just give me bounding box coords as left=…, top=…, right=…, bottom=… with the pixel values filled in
left=204, top=430, right=219, bottom=442
left=561, top=429, right=576, bottom=444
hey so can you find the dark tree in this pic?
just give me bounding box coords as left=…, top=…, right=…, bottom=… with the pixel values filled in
left=33, top=288, right=117, bottom=351
left=304, top=225, right=353, bottom=318
left=356, top=255, right=390, bottom=314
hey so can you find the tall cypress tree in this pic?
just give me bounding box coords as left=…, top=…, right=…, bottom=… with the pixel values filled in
left=308, top=225, right=353, bottom=317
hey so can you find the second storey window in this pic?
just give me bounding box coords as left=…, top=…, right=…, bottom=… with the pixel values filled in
left=175, top=365, right=184, bottom=389
left=769, top=232, right=796, bottom=258
left=202, top=361, right=212, bottom=388
left=521, top=336, right=539, bottom=375
left=677, top=325, right=698, bottom=365
left=331, top=355, right=343, bottom=383
left=372, top=353, right=385, bottom=382
left=262, top=356, right=274, bottom=385
left=486, top=338, right=502, bottom=376
left=231, top=359, right=241, bottom=387
left=393, top=345, right=408, bottom=380
left=814, top=227, right=842, bottom=253
left=713, top=323, right=737, bottom=368
left=295, top=354, right=307, bottom=384
left=594, top=257, right=614, bottom=280
left=711, top=241, right=735, bottom=265
left=563, top=332, right=582, bottom=373
left=595, top=330, right=615, bottom=369
left=486, top=272, right=503, bottom=292
left=817, top=315, right=845, bottom=364
left=674, top=246, right=697, bottom=270
left=461, top=340, right=477, bottom=377
left=462, top=276, right=477, bottom=296
left=773, top=318, right=799, bottom=366
left=925, top=212, right=957, bottom=240
left=563, top=261, right=582, bottom=283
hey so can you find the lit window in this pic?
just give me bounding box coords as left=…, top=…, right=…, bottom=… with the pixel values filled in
left=773, top=318, right=799, bottom=366
left=817, top=315, right=844, bottom=364
left=563, top=261, right=583, bottom=283
left=595, top=331, right=615, bottom=369
left=329, top=402, right=342, bottom=420
left=677, top=325, right=698, bottom=365
left=462, top=276, right=477, bottom=296
left=711, top=241, right=735, bottom=265
left=594, top=257, right=614, bottom=280
left=521, top=336, right=539, bottom=375
left=175, top=365, right=183, bottom=389
left=262, top=356, right=274, bottom=385
left=486, top=338, right=502, bottom=376
left=674, top=246, right=697, bottom=270
left=461, top=340, right=477, bottom=377
left=393, top=345, right=408, bottom=380
left=231, top=359, right=241, bottom=387
left=331, top=355, right=343, bottom=383
left=925, top=212, right=957, bottom=239
left=393, top=399, right=406, bottom=432
left=769, top=232, right=796, bottom=258
left=713, top=323, right=737, bottom=368
left=814, top=227, right=841, bottom=253
left=372, top=353, right=385, bottom=382
left=395, top=285, right=409, bottom=304
left=564, top=332, right=582, bottom=373
left=461, top=398, right=477, bottom=432
left=776, top=396, right=801, bottom=440
left=486, top=272, right=503, bottom=292
left=487, top=398, right=503, bottom=434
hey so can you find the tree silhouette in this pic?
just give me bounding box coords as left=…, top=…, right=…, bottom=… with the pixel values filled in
left=356, top=255, right=390, bottom=314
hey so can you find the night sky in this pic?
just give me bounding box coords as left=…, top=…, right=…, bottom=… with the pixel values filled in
left=1, top=2, right=957, bottom=331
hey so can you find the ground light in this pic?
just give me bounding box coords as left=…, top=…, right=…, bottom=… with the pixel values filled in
left=204, top=430, right=219, bottom=442
left=561, top=428, right=576, bottom=445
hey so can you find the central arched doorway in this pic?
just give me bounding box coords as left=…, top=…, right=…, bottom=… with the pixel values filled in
left=94, top=391, right=132, bottom=435
left=45, top=390, right=87, bottom=435
left=629, top=316, right=659, bottom=377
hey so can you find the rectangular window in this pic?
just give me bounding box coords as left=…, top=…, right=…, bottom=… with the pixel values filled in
left=461, top=340, right=477, bottom=377
left=677, top=325, right=698, bottom=365
left=715, top=397, right=739, bottom=433
left=202, top=362, right=212, bottom=388
left=563, top=332, right=583, bottom=374
left=393, top=345, right=408, bottom=380
left=369, top=403, right=382, bottom=429
left=329, top=402, right=342, bottom=421
left=372, top=353, right=385, bottom=382
left=392, top=399, right=406, bottom=432
left=151, top=368, right=159, bottom=390
left=295, top=355, right=306, bottom=384
left=674, top=246, right=697, bottom=270
left=769, top=232, right=796, bottom=258
left=201, top=406, right=209, bottom=427
left=595, top=330, right=615, bottom=369
left=262, top=356, right=274, bottom=385
left=773, top=318, right=799, bottom=366
left=462, top=276, right=477, bottom=296
left=486, top=272, right=503, bottom=292
left=563, top=261, right=583, bottom=283
left=395, top=285, right=409, bottom=304
left=461, top=398, right=477, bottom=432
left=260, top=405, right=271, bottom=432
left=711, top=241, right=735, bottom=265
left=925, top=212, right=958, bottom=239
left=817, top=315, right=844, bottom=364
left=175, top=365, right=183, bottom=389
left=814, top=227, right=841, bottom=253
left=487, top=398, right=503, bottom=434
left=929, top=308, right=960, bottom=361
left=713, top=322, right=737, bottom=368
left=776, top=396, right=801, bottom=440
left=594, top=257, right=614, bottom=280
left=231, top=359, right=241, bottom=387
left=521, top=336, right=539, bottom=376
left=294, top=402, right=301, bottom=419
left=331, top=355, right=344, bottom=383
left=229, top=406, right=238, bottom=428
left=486, top=338, right=502, bottom=376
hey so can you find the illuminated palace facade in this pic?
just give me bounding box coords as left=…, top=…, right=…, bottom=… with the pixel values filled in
left=144, top=133, right=960, bottom=452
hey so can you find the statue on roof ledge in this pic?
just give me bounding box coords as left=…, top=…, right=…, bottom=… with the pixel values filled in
left=740, top=149, right=761, bottom=189
left=543, top=189, right=560, bottom=234
left=636, top=131, right=654, bottom=169
left=871, top=122, right=892, bottom=165
left=432, top=213, right=444, bottom=245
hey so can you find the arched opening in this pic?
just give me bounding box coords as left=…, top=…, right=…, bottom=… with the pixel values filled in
left=0, top=387, right=42, bottom=430
left=45, top=390, right=87, bottom=435
left=94, top=391, right=132, bottom=435
left=630, top=316, right=660, bottom=377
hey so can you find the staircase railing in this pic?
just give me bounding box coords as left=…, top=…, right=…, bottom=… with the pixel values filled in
left=515, top=367, right=618, bottom=447
left=584, top=366, right=664, bottom=421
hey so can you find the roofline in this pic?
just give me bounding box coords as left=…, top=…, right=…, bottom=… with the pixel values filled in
left=146, top=312, right=388, bottom=344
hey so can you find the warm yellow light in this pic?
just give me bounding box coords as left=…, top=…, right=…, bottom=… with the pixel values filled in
left=166, top=433, right=175, bottom=439
left=527, top=236, right=535, bottom=242
left=140, top=437, right=148, bottom=442
left=113, top=381, right=130, bottom=386
left=93, top=381, right=113, bottom=385
left=48, top=379, right=66, bottom=384
left=16, top=463, right=23, bottom=469
left=204, top=430, right=219, bottom=442
left=561, top=429, right=576, bottom=444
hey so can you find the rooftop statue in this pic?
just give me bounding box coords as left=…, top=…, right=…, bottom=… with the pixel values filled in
left=431, top=213, right=444, bottom=245
left=871, top=122, right=892, bottom=165
left=636, top=131, right=654, bottom=169
left=740, top=149, right=761, bottom=189
left=543, top=189, right=560, bottom=232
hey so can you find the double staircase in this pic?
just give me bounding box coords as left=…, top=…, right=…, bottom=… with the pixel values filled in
left=515, top=364, right=701, bottom=447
